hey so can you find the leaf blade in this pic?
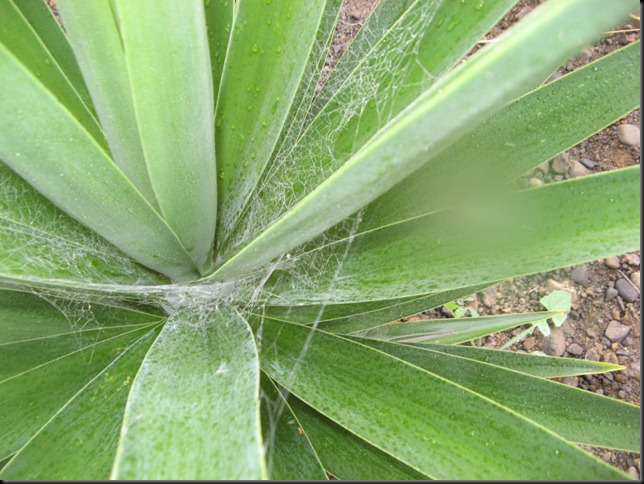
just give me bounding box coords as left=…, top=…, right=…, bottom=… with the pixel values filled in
left=57, top=0, right=160, bottom=207
left=360, top=339, right=640, bottom=451
left=257, top=318, right=627, bottom=480
left=0, top=324, right=155, bottom=460
left=264, top=167, right=640, bottom=303
left=260, top=373, right=327, bottom=481
left=215, top=0, right=332, bottom=242
left=115, top=0, right=217, bottom=274
left=289, top=394, right=426, bottom=481
left=0, top=328, right=159, bottom=480
left=0, top=43, right=198, bottom=281
left=354, top=311, right=559, bottom=345
left=111, top=305, right=264, bottom=480
left=212, top=0, right=636, bottom=281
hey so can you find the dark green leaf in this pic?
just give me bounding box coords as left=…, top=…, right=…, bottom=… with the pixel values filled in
left=257, top=317, right=627, bottom=480
left=260, top=373, right=327, bottom=480
left=0, top=329, right=159, bottom=480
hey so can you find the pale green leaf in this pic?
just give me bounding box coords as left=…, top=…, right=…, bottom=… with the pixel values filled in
left=256, top=317, right=627, bottom=480
left=111, top=305, right=265, bottom=480
left=0, top=324, right=157, bottom=382
left=0, top=0, right=105, bottom=149
left=0, top=329, right=159, bottom=480
left=12, top=0, right=94, bottom=111
left=541, top=290, right=572, bottom=327
left=288, top=395, right=426, bottom=481
left=260, top=373, right=327, bottom=480
left=260, top=283, right=491, bottom=334
left=0, top=164, right=165, bottom=289
left=212, top=0, right=636, bottom=281
left=115, top=0, right=217, bottom=274
left=361, top=339, right=640, bottom=451
left=0, top=41, right=199, bottom=281
left=0, top=289, right=160, bottom=346
left=57, top=0, right=159, bottom=207
left=353, top=311, right=559, bottom=345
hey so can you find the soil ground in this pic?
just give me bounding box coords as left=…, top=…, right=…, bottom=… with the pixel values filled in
left=332, top=0, right=640, bottom=477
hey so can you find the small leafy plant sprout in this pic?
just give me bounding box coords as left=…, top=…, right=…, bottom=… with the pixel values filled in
left=0, top=0, right=639, bottom=480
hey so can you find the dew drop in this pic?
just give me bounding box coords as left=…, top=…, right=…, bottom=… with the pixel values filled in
left=252, top=44, right=259, bottom=53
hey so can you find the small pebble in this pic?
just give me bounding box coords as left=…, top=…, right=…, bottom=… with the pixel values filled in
left=585, top=347, right=601, bottom=361
left=528, top=177, right=543, bottom=188
left=568, top=160, right=591, bottom=178
left=523, top=336, right=536, bottom=352
left=602, top=350, right=619, bottom=365
left=604, top=320, right=631, bottom=343
left=546, top=279, right=564, bottom=291
left=550, top=153, right=570, bottom=174
left=605, top=287, right=619, bottom=301
left=615, top=278, right=639, bottom=303
left=580, top=157, right=597, bottom=169
left=627, top=467, right=639, bottom=480
left=562, top=376, right=578, bottom=387
left=536, top=161, right=550, bottom=173
left=624, top=253, right=640, bottom=266
left=570, top=264, right=589, bottom=286
left=604, top=256, right=620, bottom=269
left=480, top=287, right=497, bottom=307
left=543, top=327, right=565, bottom=357
left=617, top=124, right=640, bottom=147
left=630, top=271, right=640, bottom=289
left=566, top=343, right=584, bottom=356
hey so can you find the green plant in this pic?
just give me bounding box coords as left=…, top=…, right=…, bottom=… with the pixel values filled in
left=0, top=0, right=640, bottom=479
left=501, top=289, right=572, bottom=349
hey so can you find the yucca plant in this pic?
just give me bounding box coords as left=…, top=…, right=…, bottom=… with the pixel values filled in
left=0, top=0, right=640, bottom=480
